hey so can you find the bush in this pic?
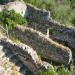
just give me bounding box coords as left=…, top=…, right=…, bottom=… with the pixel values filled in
left=38, top=66, right=75, bottom=75
left=0, top=9, right=27, bottom=31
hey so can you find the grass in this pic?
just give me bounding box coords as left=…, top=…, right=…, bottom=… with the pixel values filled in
left=38, top=66, right=75, bottom=75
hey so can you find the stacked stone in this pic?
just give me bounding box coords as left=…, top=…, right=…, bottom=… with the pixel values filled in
left=0, top=45, right=27, bottom=75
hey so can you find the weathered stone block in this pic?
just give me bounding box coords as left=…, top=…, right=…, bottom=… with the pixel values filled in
left=12, top=25, right=72, bottom=65
left=0, top=37, right=53, bottom=74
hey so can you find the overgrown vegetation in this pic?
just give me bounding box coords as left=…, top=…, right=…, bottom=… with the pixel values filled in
left=0, top=0, right=15, bottom=4
left=38, top=67, right=75, bottom=75
left=24, top=0, right=75, bottom=26
left=0, top=9, right=27, bottom=31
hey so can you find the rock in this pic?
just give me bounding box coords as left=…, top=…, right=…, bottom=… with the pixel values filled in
left=26, top=4, right=50, bottom=23
left=0, top=45, right=3, bottom=50
left=0, top=38, right=53, bottom=74
left=0, top=45, right=23, bottom=75
left=0, top=1, right=27, bottom=17
left=0, top=0, right=15, bottom=4
left=12, top=25, right=72, bottom=65
left=6, top=1, right=27, bottom=17
left=26, top=4, right=75, bottom=51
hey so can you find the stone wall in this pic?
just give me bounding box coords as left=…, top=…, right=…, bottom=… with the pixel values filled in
left=26, top=4, right=75, bottom=51
left=12, top=25, right=72, bottom=65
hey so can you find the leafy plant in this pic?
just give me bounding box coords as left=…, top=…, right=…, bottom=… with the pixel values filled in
left=0, top=9, right=27, bottom=31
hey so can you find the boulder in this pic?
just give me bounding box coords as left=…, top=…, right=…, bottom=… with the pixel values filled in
left=0, top=1, right=27, bottom=17
left=0, top=37, right=53, bottom=74
left=12, top=25, right=72, bottom=65
left=26, top=4, right=75, bottom=51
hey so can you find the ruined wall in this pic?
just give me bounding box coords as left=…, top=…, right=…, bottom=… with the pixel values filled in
left=0, top=37, right=54, bottom=74
left=12, top=25, right=72, bottom=65
left=0, top=0, right=15, bottom=4
left=0, top=1, right=27, bottom=17
left=26, top=4, right=75, bottom=51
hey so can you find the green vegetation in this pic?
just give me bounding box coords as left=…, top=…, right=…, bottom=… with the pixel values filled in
left=24, top=0, right=75, bottom=26
left=0, top=0, right=15, bottom=4
left=0, top=9, right=27, bottom=31
left=38, top=67, right=75, bottom=75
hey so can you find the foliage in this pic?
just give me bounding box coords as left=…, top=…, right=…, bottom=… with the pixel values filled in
left=38, top=67, right=75, bottom=75
left=0, top=9, right=27, bottom=31
left=38, top=68, right=58, bottom=75
left=69, top=0, right=75, bottom=9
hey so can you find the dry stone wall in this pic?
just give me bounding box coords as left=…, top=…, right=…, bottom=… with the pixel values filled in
left=26, top=4, right=75, bottom=51
left=12, top=25, right=72, bottom=65
left=0, top=1, right=27, bottom=17
left=26, top=4, right=50, bottom=24
left=0, top=45, right=27, bottom=75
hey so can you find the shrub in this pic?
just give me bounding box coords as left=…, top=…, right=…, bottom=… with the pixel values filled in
left=38, top=68, right=58, bottom=75
left=0, top=9, right=27, bottom=31
left=24, top=0, right=75, bottom=26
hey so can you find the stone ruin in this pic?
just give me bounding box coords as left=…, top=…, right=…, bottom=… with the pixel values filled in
left=25, top=3, right=75, bottom=58
left=0, top=37, right=54, bottom=75
left=0, top=0, right=75, bottom=75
